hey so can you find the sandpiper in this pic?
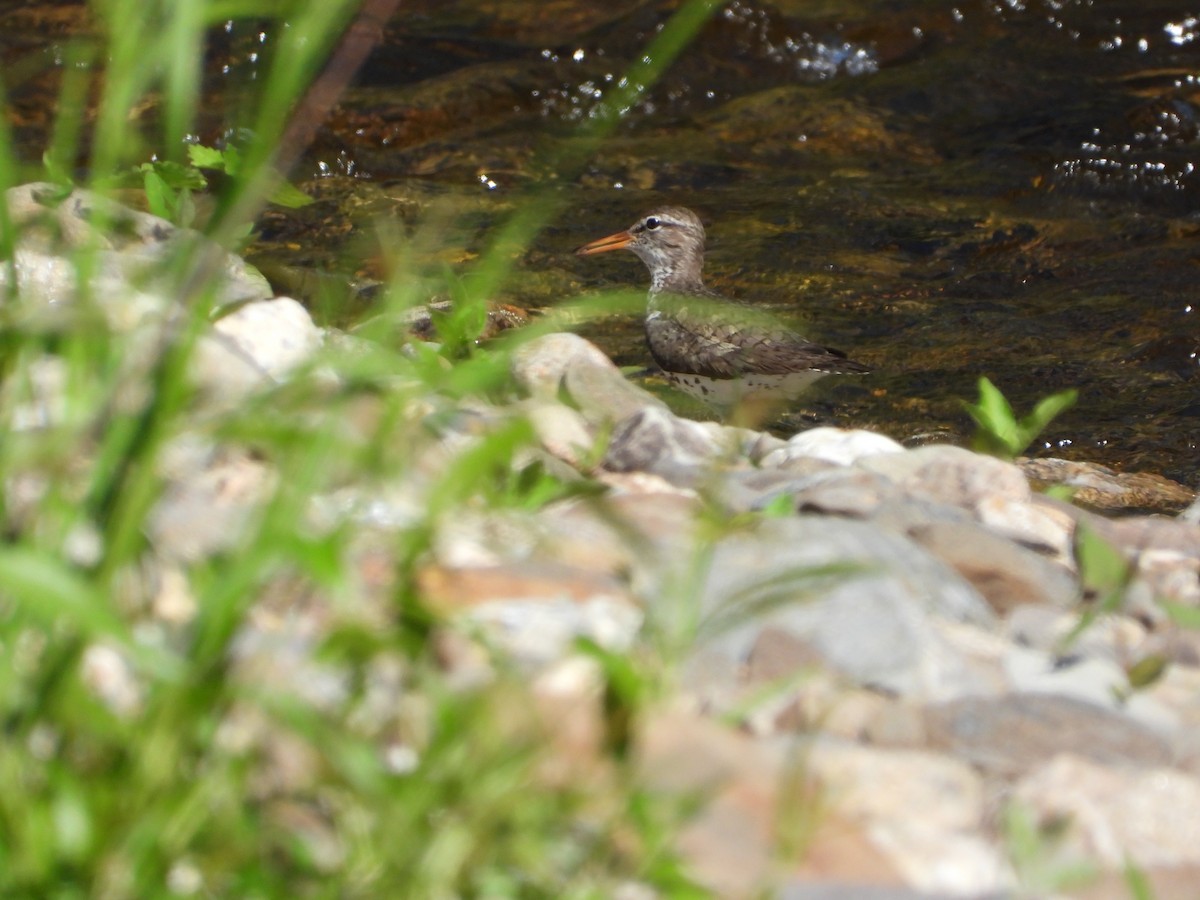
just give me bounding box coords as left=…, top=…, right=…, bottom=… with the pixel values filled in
left=575, top=206, right=869, bottom=407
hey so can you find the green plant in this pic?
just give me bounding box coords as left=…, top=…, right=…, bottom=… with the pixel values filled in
left=963, top=376, right=1077, bottom=459
left=0, top=0, right=743, bottom=894
left=1002, top=802, right=1097, bottom=895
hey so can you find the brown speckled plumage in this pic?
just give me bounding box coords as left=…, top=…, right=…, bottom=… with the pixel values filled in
left=575, top=206, right=868, bottom=401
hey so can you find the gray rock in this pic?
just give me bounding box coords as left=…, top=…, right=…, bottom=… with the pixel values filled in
left=1183, top=494, right=1200, bottom=524
left=674, top=516, right=996, bottom=699
left=788, top=467, right=898, bottom=518
left=603, top=405, right=737, bottom=484
left=147, top=450, right=275, bottom=563
left=859, top=444, right=1030, bottom=510
left=907, top=520, right=1078, bottom=613
left=975, top=493, right=1074, bottom=562
left=510, top=332, right=664, bottom=424
left=1, top=183, right=270, bottom=316
left=924, top=694, right=1173, bottom=776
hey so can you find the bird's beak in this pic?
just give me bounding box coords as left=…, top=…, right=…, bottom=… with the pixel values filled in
left=575, top=230, right=633, bottom=256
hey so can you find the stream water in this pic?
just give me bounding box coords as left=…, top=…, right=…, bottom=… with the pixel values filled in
left=5, top=0, right=1199, bottom=484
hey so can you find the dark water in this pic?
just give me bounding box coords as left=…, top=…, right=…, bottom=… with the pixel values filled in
left=5, top=1, right=1199, bottom=484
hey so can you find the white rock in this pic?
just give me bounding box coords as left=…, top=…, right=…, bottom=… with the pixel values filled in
left=762, top=426, right=905, bottom=467
left=1014, top=754, right=1200, bottom=868
left=805, top=739, right=1014, bottom=894
left=81, top=644, right=143, bottom=717
left=858, top=444, right=1031, bottom=508
left=213, top=297, right=322, bottom=379
left=976, top=494, right=1074, bottom=563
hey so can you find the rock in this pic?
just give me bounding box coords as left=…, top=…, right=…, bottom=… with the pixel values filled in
left=907, top=520, right=1077, bottom=614
left=1183, top=494, right=1200, bottom=524
left=975, top=493, right=1075, bottom=563
left=511, top=332, right=664, bottom=424
left=147, top=449, right=276, bottom=563
left=521, top=400, right=595, bottom=467
left=803, top=739, right=1010, bottom=896
left=416, top=562, right=642, bottom=667
left=637, top=709, right=916, bottom=894
left=81, top=643, right=143, bottom=718
left=859, top=444, right=1030, bottom=510
left=676, top=516, right=996, bottom=701
left=602, top=405, right=736, bottom=483
left=1134, top=549, right=1200, bottom=605
left=191, top=297, right=322, bottom=400
left=775, top=467, right=895, bottom=519
left=1014, top=755, right=1200, bottom=868
left=1001, top=643, right=1178, bottom=729
left=1, top=182, right=270, bottom=318
left=924, top=694, right=1173, bottom=776
left=212, top=297, right=322, bottom=380
left=760, top=427, right=906, bottom=467
left=1019, top=456, right=1195, bottom=514
left=5, top=355, right=67, bottom=430
left=1090, top=515, right=1200, bottom=560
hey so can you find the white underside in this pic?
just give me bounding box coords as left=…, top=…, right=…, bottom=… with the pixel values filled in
left=665, top=369, right=830, bottom=407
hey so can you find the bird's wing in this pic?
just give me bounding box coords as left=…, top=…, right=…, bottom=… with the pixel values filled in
left=649, top=295, right=869, bottom=377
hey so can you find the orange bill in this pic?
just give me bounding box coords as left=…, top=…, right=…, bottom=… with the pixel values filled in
left=574, top=230, right=633, bottom=255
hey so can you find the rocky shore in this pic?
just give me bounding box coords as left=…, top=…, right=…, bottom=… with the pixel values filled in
left=7, top=184, right=1200, bottom=898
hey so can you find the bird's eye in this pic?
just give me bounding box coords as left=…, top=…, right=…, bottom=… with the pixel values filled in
left=644, top=216, right=660, bottom=230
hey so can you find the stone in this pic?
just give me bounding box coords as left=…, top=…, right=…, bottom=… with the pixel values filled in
left=802, top=739, right=1011, bottom=895
left=790, top=468, right=895, bottom=518
left=975, top=493, right=1075, bottom=563
left=510, top=332, right=664, bottom=424
left=676, top=516, right=997, bottom=701
left=859, top=444, right=1030, bottom=509
left=147, top=450, right=276, bottom=563
left=521, top=400, right=596, bottom=467
left=191, top=297, right=322, bottom=401
left=1, top=182, right=271, bottom=316
left=602, top=405, right=736, bottom=483
left=907, top=520, right=1077, bottom=614
left=417, top=563, right=643, bottom=668
left=211, top=297, right=322, bottom=380
left=1014, top=755, right=1200, bottom=868
left=6, top=355, right=67, bottom=430
left=924, top=694, right=1173, bottom=776
left=1018, top=456, right=1195, bottom=514
left=760, top=427, right=906, bottom=467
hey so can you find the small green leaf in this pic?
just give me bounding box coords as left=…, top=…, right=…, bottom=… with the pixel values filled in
left=964, top=378, right=1077, bottom=459
left=140, top=159, right=207, bottom=191
left=187, top=143, right=229, bottom=171
left=758, top=493, right=796, bottom=518
left=1059, top=525, right=1132, bottom=651
left=1126, top=653, right=1168, bottom=690
left=1075, top=524, right=1131, bottom=602
left=142, top=169, right=174, bottom=221
left=1161, top=601, right=1200, bottom=629
left=1023, top=388, right=1078, bottom=438
left=41, top=150, right=74, bottom=186
left=268, top=179, right=314, bottom=208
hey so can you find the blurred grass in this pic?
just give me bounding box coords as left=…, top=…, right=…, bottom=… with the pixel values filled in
left=0, top=0, right=728, bottom=895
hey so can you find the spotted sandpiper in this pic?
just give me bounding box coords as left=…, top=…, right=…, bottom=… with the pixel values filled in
left=575, top=206, right=869, bottom=407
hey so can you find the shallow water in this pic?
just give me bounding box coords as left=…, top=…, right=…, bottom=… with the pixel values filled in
left=5, top=0, right=1199, bottom=483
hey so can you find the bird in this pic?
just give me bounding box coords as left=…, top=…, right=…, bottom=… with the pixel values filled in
left=574, top=206, right=869, bottom=409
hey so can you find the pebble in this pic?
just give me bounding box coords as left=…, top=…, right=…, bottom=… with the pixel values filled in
left=11, top=181, right=1200, bottom=897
